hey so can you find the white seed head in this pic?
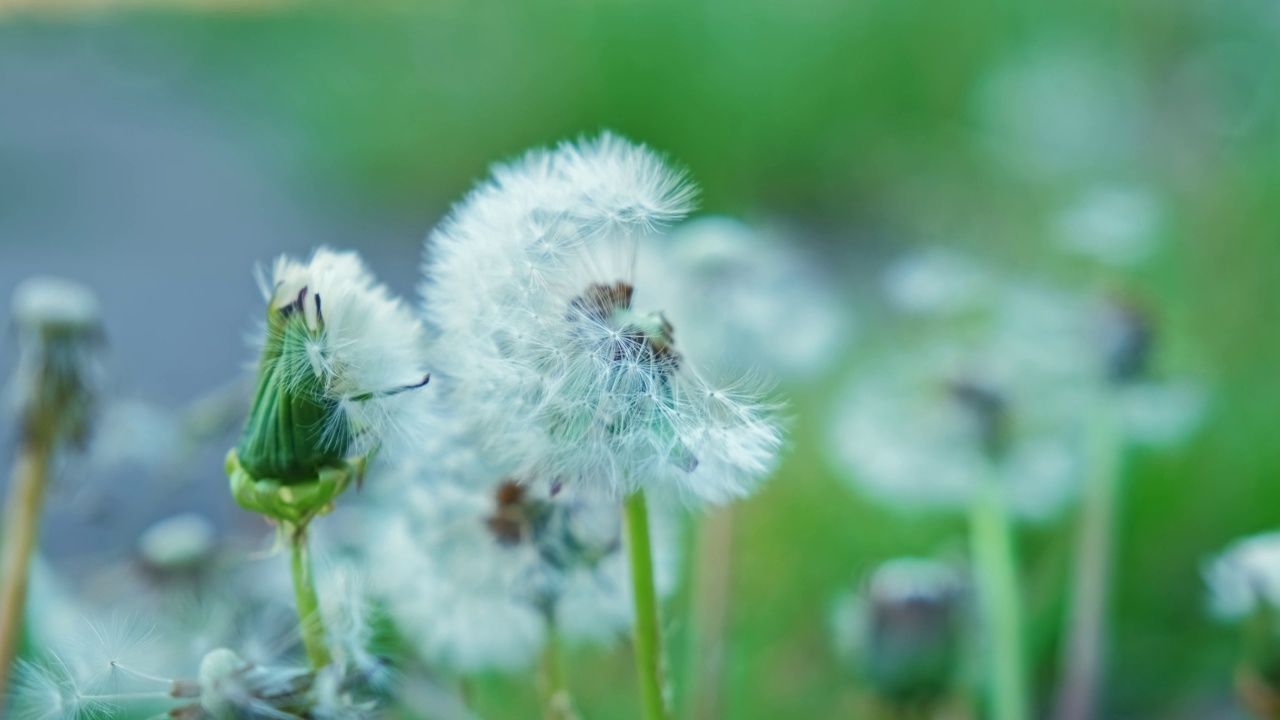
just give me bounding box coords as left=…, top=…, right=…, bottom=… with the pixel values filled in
left=8, top=276, right=104, bottom=449
left=366, top=449, right=678, bottom=671
left=422, top=133, right=782, bottom=504
left=829, top=323, right=1088, bottom=520
left=1206, top=532, right=1280, bottom=620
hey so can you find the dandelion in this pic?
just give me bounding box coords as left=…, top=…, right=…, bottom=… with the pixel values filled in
left=9, top=579, right=387, bottom=719
left=226, top=247, right=430, bottom=670
left=831, top=558, right=966, bottom=717
left=367, top=445, right=677, bottom=718
left=1205, top=533, right=1280, bottom=719
left=422, top=133, right=782, bottom=719
left=1, top=277, right=103, bottom=701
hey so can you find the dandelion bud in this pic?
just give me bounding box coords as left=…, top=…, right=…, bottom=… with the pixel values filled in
left=227, top=249, right=428, bottom=527
left=835, top=558, right=964, bottom=711
left=9, top=276, right=103, bottom=449
left=1098, top=298, right=1152, bottom=385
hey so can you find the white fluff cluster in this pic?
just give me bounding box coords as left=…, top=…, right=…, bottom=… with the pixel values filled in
left=367, top=455, right=677, bottom=673
left=830, top=331, right=1089, bottom=521
left=1205, top=531, right=1280, bottom=620
left=9, top=572, right=387, bottom=720
left=422, top=133, right=782, bottom=504
left=634, top=216, right=850, bottom=378
left=251, top=247, right=430, bottom=463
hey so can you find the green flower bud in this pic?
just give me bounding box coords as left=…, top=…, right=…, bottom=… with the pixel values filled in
left=227, top=449, right=365, bottom=529
left=236, top=287, right=354, bottom=484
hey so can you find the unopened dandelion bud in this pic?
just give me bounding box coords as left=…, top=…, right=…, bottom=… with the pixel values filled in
left=9, top=276, right=103, bottom=449
left=228, top=249, right=428, bottom=527
left=840, top=559, right=964, bottom=711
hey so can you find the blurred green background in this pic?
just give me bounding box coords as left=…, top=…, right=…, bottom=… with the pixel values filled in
left=1, top=0, right=1277, bottom=717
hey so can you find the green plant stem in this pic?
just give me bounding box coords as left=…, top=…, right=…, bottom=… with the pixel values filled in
left=289, top=525, right=332, bottom=669
left=685, top=504, right=734, bottom=720
left=539, top=626, right=576, bottom=720
left=625, top=490, right=670, bottom=720
left=969, top=473, right=1029, bottom=720
left=1054, top=400, right=1122, bottom=720
left=0, top=434, right=53, bottom=702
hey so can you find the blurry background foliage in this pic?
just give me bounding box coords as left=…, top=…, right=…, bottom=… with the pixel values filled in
left=1, top=0, right=1278, bottom=717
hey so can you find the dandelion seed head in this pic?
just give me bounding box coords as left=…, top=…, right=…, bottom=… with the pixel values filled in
left=366, top=446, right=678, bottom=671
left=422, top=134, right=781, bottom=504
left=1206, top=532, right=1280, bottom=620
left=8, top=277, right=104, bottom=450
left=829, top=333, right=1086, bottom=520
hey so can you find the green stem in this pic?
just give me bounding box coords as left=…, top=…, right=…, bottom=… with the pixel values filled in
left=538, top=625, right=576, bottom=720
left=969, top=473, right=1029, bottom=720
left=685, top=505, right=734, bottom=720
left=0, top=436, right=53, bottom=702
left=289, top=526, right=332, bottom=669
left=1054, top=400, right=1122, bottom=720
left=625, top=491, right=670, bottom=720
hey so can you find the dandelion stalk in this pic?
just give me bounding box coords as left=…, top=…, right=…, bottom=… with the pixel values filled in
left=0, top=432, right=53, bottom=699
left=289, top=526, right=332, bottom=670
left=626, top=490, right=670, bottom=720
left=0, top=279, right=100, bottom=701
left=685, top=505, right=734, bottom=720
left=968, top=472, right=1028, bottom=720
left=538, top=623, right=576, bottom=720
left=1054, top=399, right=1122, bottom=720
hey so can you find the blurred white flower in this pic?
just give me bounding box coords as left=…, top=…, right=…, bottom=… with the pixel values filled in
left=136, top=512, right=218, bottom=572
left=1055, top=185, right=1164, bottom=267
left=422, top=133, right=782, bottom=505
left=1205, top=531, right=1280, bottom=620
left=829, top=342, right=1085, bottom=520
left=635, top=215, right=851, bottom=378
left=366, top=452, right=677, bottom=673
left=10, top=586, right=387, bottom=719
left=235, top=247, right=430, bottom=485
left=7, top=276, right=104, bottom=451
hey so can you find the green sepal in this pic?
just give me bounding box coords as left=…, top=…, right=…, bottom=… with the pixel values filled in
left=226, top=448, right=365, bottom=528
